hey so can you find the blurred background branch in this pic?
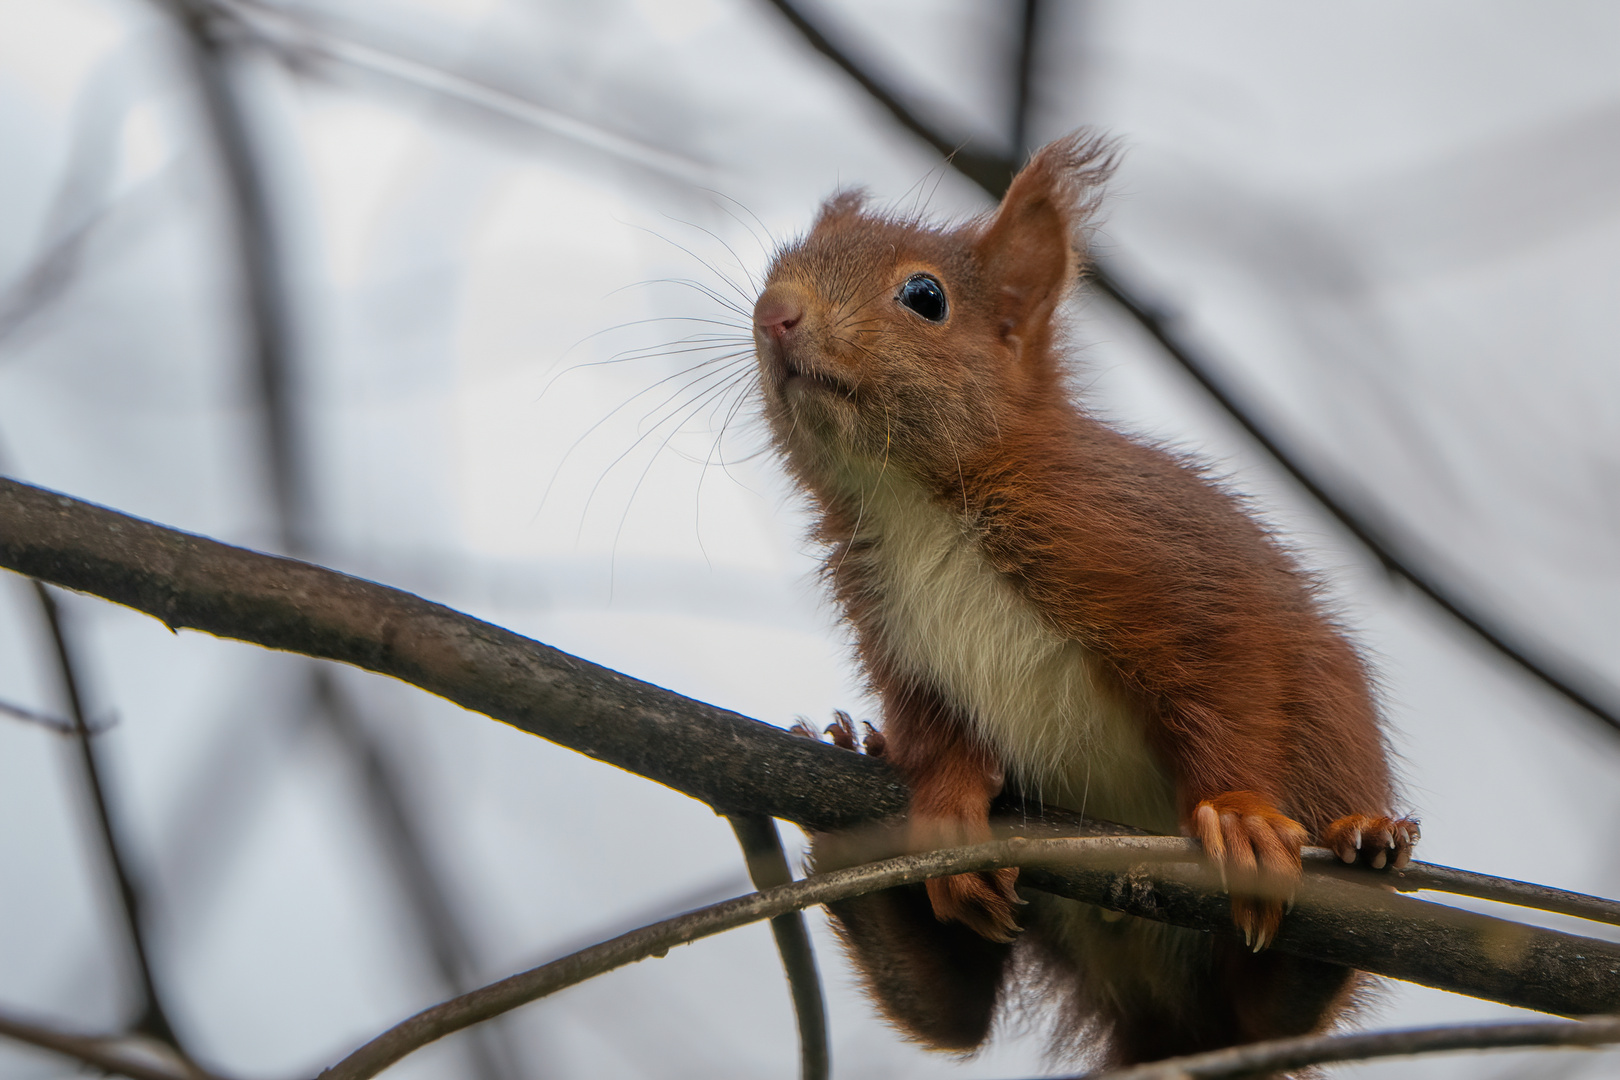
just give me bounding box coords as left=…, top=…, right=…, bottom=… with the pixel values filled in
left=147, top=3, right=524, bottom=1075
left=209, top=0, right=712, bottom=186
left=31, top=581, right=182, bottom=1050
left=0, top=1008, right=224, bottom=1080
left=727, top=812, right=829, bottom=1080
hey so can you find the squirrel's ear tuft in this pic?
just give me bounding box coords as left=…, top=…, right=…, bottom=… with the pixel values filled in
left=974, top=132, right=1117, bottom=344
left=816, top=188, right=869, bottom=226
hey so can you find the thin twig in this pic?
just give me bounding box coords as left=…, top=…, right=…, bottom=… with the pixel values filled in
left=0, top=696, right=114, bottom=735
left=0, top=1008, right=222, bottom=1080
left=203, top=0, right=709, bottom=186
left=155, top=0, right=306, bottom=551
left=727, top=814, right=829, bottom=1080
left=1010, top=0, right=1040, bottom=157
left=757, top=0, right=1620, bottom=738
left=0, top=200, right=112, bottom=348
left=319, top=837, right=1173, bottom=1080
left=1304, top=849, right=1620, bottom=929
left=0, top=696, right=75, bottom=734
left=1071, top=1017, right=1620, bottom=1080
left=0, top=169, right=180, bottom=354
left=313, top=672, right=520, bottom=1080
left=1018, top=813, right=1620, bottom=931
left=0, top=44, right=170, bottom=351
left=4, top=477, right=1620, bottom=1019
left=31, top=583, right=180, bottom=1048
left=758, top=0, right=1014, bottom=194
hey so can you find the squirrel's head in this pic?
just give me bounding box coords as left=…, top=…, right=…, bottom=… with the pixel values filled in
left=752, top=132, right=1116, bottom=497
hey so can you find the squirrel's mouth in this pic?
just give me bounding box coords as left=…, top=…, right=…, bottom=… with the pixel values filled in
left=769, top=347, right=856, bottom=402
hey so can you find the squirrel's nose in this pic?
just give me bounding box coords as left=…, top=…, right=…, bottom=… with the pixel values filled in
left=754, top=289, right=804, bottom=343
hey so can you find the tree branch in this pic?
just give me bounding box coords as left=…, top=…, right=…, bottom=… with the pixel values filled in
left=757, top=0, right=1015, bottom=194
left=311, top=672, right=520, bottom=1080
left=2, top=476, right=1619, bottom=1022
left=319, top=837, right=1179, bottom=1080
left=727, top=813, right=829, bottom=1080
left=154, top=0, right=308, bottom=551
left=201, top=0, right=709, bottom=187
left=0, top=1007, right=221, bottom=1080
left=148, top=8, right=522, bottom=1074
left=1306, top=849, right=1620, bottom=928
left=1073, top=1017, right=1620, bottom=1080
left=31, top=583, right=180, bottom=1047
left=0, top=476, right=908, bottom=830
left=0, top=695, right=76, bottom=734
left=1010, top=0, right=1040, bottom=157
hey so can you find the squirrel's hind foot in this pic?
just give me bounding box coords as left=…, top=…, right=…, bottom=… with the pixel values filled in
left=911, top=812, right=1024, bottom=943
left=925, top=868, right=1022, bottom=943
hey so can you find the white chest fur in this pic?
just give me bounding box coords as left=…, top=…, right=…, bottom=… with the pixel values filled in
left=838, top=467, right=1177, bottom=833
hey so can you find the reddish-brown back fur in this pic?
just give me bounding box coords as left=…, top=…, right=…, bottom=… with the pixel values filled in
left=753, top=132, right=1405, bottom=1066
left=966, top=411, right=1392, bottom=827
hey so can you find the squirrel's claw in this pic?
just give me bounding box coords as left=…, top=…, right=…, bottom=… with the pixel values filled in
left=1323, top=814, right=1421, bottom=870
left=824, top=710, right=858, bottom=750
left=788, top=717, right=821, bottom=741
left=797, top=711, right=886, bottom=756
left=1191, top=792, right=1307, bottom=952
left=860, top=720, right=887, bottom=757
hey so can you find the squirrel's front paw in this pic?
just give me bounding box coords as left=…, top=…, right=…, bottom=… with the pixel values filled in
left=1322, top=814, right=1420, bottom=870
left=1191, top=791, right=1308, bottom=953
left=790, top=710, right=886, bottom=757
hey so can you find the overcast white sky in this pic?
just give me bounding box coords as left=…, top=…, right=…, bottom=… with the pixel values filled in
left=0, top=2, right=1617, bottom=1077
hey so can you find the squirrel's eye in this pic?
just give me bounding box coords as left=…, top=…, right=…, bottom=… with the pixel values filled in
left=897, top=274, right=948, bottom=323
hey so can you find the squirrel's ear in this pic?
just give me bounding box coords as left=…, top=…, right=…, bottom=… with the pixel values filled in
left=975, top=132, right=1115, bottom=344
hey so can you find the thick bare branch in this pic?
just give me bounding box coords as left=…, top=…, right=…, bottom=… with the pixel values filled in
left=0, top=476, right=908, bottom=829
left=1019, top=855, right=1620, bottom=1023
left=2, top=477, right=1619, bottom=1023
left=1073, top=1017, right=1620, bottom=1080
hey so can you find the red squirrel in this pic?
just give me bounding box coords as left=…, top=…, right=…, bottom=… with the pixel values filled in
left=750, top=133, right=1418, bottom=1066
